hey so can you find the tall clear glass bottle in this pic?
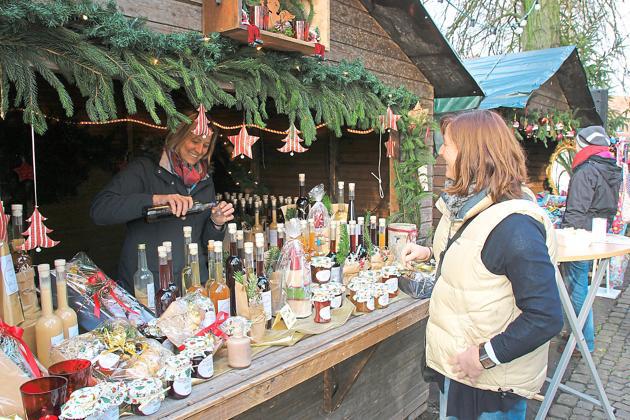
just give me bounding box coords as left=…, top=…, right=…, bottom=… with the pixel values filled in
left=181, top=226, right=193, bottom=292
left=208, top=241, right=231, bottom=315
left=346, top=182, right=356, bottom=223
left=334, top=181, right=345, bottom=221
left=277, top=223, right=285, bottom=249
left=10, top=204, right=23, bottom=243
left=255, top=234, right=272, bottom=327
left=349, top=220, right=357, bottom=254
left=162, top=241, right=178, bottom=297
left=156, top=246, right=176, bottom=317
left=225, top=224, right=242, bottom=316
left=268, top=197, right=278, bottom=248
left=296, top=173, right=309, bottom=219
left=53, top=260, right=78, bottom=339
left=133, top=244, right=155, bottom=313
left=327, top=222, right=342, bottom=283
left=378, top=218, right=387, bottom=249
left=253, top=201, right=264, bottom=235
left=186, top=243, right=207, bottom=296
left=35, top=264, right=64, bottom=367
left=237, top=230, right=245, bottom=260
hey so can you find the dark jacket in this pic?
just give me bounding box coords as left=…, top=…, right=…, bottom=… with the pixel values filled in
left=562, top=155, right=622, bottom=230
left=90, top=152, right=226, bottom=292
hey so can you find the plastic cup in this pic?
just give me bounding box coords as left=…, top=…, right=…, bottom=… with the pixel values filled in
left=20, top=376, right=68, bottom=420
left=48, top=359, right=92, bottom=398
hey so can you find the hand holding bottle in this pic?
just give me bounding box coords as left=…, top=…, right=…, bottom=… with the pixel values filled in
left=211, top=201, right=235, bottom=226
left=401, top=243, right=432, bottom=266
left=152, top=194, right=193, bottom=217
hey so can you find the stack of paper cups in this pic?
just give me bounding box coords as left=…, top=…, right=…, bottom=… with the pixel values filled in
left=592, top=218, right=607, bottom=243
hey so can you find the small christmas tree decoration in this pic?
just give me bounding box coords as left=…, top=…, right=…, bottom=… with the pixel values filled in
left=379, top=106, right=401, bottom=132
left=192, top=103, right=213, bottom=138
left=20, top=207, right=59, bottom=252
left=229, top=126, right=259, bottom=159
left=277, top=124, right=308, bottom=156
left=384, top=133, right=396, bottom=158
left=0, top=201, right=9, bottom=242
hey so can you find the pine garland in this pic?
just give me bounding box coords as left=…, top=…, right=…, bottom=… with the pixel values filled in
left=0, top=0, right=417, bottom=142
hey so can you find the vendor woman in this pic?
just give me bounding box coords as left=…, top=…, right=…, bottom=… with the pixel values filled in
left=90, top=112, right=234, bottom=293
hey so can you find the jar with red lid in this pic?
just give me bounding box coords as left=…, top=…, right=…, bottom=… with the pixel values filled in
left=312, top=288, right=332, bottom=323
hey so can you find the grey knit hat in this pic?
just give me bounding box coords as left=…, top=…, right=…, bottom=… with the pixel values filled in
left=576, top=126, right=610, bottom=148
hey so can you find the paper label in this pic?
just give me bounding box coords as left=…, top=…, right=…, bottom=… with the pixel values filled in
left=269, top=230, right=278, bottom=247
left=51, top=332, right=64, bottom=347
left=279, top=304, right=297, bottom=329
left=319, top=306, right=331, bottom=320
left=331, top=294, right=342, bottom=309
left=139, top=398, right=160, bottom=415
left=97, top=352, right=120, bottom=370
left=1, top=254, right=18, bottom=295
left=197, top=355, right=214, bottom=378
left=262, top=291, right=272, bottom=321
left=202, top=310, right=216, bottom=328
left=146, top=284, right=155, bottom=310
left=315, top=269, right=331, bottom=283
left=386, top=277, right=398, bottom=294
left=218, top=298, right=230, bottom=315
left=173, top=376, right=192, bottom=396
left=68, top=324, right=79, bottom=338
left=330, top=266, right=342, bottom=283
left=378, top=294, right=389, bottom=307
left=367, top=298, right=375, bottom=311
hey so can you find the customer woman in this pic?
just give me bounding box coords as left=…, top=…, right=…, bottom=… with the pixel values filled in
left=402, top=110, right=563, bottom=419
left=91, top=112, right=234, bottom=293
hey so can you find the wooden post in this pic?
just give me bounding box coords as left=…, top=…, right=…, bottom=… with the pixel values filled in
left=388, top=131, right=400, bottom=215
left=328, top=130, right=337, bottom=196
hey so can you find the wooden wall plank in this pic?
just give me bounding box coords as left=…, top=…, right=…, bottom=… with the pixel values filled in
left=115, top=0, right=202, bottom=31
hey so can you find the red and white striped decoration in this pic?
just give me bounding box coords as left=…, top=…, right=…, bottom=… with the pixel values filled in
left=192, top=103, right=213, bottom=138
left=229, top=126, right=259, bottom=159
left=277, top=124, right=308, bottom=156
left=385, top=133, right=396, bottom=158
left=379, top=106, right=401, bottom=132
left=0, top=201, right=9, bottom=243
left=20, top=207, right=59, bottom=252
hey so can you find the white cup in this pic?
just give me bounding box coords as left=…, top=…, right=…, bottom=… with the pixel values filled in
left=591, top=218, right=607, bottom=243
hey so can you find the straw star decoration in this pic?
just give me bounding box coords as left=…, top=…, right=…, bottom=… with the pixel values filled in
left=379, top=106, right=401, bottom=132
left=277, top=124, right=308, bottom=156
left=229, top=126, right=259, bottom=159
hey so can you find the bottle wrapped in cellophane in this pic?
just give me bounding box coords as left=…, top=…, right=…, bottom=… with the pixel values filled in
left=276, top=219, right=312, bottom=318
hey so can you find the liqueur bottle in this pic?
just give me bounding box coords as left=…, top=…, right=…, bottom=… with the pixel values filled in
left=53, top=260, right=79, bottom=339
left=378, top=218, right=387, bottom=249
left=186, top=244, right=207, bottom=296
left=255, top=234, right=272, bottom=328
left=334, top=181, right=345, bottom=221
left=276, top=195, right=285, bottom=224
left=156, top=246, right=176, bottom=317
left=252, top=201, right=264, bottom=236
left=346, top=182, right=356, bottom=223
left=296, top=174, right=309, bottom=220
left=163, top=241, right=179, bottom=298
left=133, top=244, right=155, bottom=313
left=181, top=226, right=193, bottom=292
left=225, top=224, right=242, bottom=316
left=268, top=197, right=279, bottom=248
left=277, top=223, right=285, bottom=249
left=143, top=202, right=216, bottom=223
left=236, top=230, right=245, bottom=260
left=357, top=216, right=367, bottom=259
left=327, top=221, right=342, bottom=283
left=35, top=264, right=64, bottom=367
left=10, top=204, right=23, bottom=244
left=208, top=241, right=231, bottom=315
left=349, top=220, right=357, bottom=255
left=370, top=216, right=378, bottom=246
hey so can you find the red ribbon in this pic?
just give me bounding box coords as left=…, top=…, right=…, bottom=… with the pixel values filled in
left=88, top=272, right=139, bottom=318
left=314, top=43, right=325, bottom=58
left=177, top=311, right=230, bottom=351
left=0, top=320, right=42, bottom=378
left=387, top=226, right=417, bottom=242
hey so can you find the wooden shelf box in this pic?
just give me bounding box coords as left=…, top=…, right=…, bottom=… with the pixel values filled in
left=203, top=0, right=330, bottom=55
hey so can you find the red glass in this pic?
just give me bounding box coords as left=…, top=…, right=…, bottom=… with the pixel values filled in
left=48, top=359, right=92, bottom=397
left=20, top=376, right=68, bottom=420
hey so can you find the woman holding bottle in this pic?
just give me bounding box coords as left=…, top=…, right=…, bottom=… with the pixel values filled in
left=90, top=112, right=234, bottom=292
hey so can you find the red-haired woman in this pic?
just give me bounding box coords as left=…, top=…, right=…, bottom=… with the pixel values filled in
left=403, top=110, right=563, bottom=419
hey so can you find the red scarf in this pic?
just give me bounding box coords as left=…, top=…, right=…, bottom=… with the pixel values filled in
left=167, top=148, right=207, bottom=187
left=572, top=145, right=613, bottom=169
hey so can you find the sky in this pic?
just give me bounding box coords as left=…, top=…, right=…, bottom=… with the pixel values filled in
left=422, top=0, right=630, bottom=96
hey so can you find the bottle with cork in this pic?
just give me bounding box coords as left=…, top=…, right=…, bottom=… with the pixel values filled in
left=334, top=181, right=345, bottom=221
left=53, top=259, right=79, bottom=339
left=208, top=241, right=231, bottom=315
left=186, top=243, right=207, bottom=296
left=35, top=264, right=64, bottom=367
left=296, top=173, right=309, bottom=220
left=133, top=244, right=155, bottom=313
left=378, top=218, right=387, bottom=249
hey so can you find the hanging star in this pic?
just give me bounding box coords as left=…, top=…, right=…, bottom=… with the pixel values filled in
left=229, top=126, right=259, bottom=159
left=277, top=124, right=308, bottom=156
left=379, top=106, right=401, bottom=132
left=0, top=201, right=9, bottom=243
left=20, top=207, right=59, bottom=252
left=13, top=161, right=34, bottom=182
left=192, top=103, right=213, bottom=138
left=385, top=133, right=396, bottom=158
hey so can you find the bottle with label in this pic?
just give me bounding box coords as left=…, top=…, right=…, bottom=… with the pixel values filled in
left=143, top=202, right=216, bottom=223
left=186, top=244, right=208, bottom=296
left=53, top=260, right=79, bottom=339
left=162, top=241, right=179, bottom=298
left=334, top=181, right=345, bottom=221
left=225, top=224, right=242, bottom=316
left=378, top=218, right=387, bottom=249
left=349, top=220, right=357, bottom=255
left=208, top=241, right=231, bottom=315
left=181, top=226, right=193, bottom=292
left=328, top=221, right=342, bottom=283
left=236, top=230, right=245, bottom=260
left=357, top=216, right=367, bottom=259
left=133, top=244, right=155, bottom=313
left=277, top=223, right=285, bottom=249
left=268, top=197, right=278, bottom=248
left=346, top=182, right=356, bottom=223
left=296, top=173, right=309, bottom=220
left=252, top=201, right=264, bottom=236
left=370, top=216, right=378, bottom=246
left=35, top=264, right=64, bottom=367
left=255, top=234, right=272, bottom=327
left=206, top=239, right=215, bottom=286
left=156, top=246, right=176, bottom=317
left=276, top=196, right=285, bottom=224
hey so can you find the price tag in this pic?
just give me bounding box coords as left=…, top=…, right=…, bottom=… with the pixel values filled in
left=279, top=304, right=297, bottom=329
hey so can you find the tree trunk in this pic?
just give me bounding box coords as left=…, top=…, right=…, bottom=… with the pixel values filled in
left=521, top=0, right=561, bottom=50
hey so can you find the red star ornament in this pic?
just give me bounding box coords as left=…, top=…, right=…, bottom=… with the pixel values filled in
left=20, top=207, right=59, bottom=252
left=192, top=103, right=213, bottom=138
left=379, top=106, right=401, bottom=132
left=13, top=161, right=34, bottom=182
left=277, top=124, right=308, bottom=156
left=229, top=126, right=259, bottom=159
left=385, top=132, right=396, bottom=158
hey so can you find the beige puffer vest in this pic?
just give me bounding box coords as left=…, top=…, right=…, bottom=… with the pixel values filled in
left=426, top=194, right=557, bottom=399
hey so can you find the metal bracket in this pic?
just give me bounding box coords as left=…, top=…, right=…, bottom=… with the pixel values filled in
left=322, top=344, right=379, bottom=413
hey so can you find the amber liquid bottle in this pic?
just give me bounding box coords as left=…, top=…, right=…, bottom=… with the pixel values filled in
left=208, top=241, right=231, bottom=315
left=181, top=226, right=193, bottom=292
left=225, top=224, right=243, bottom=316
left=334, top=181, right=345, bottom=221
left=253, top=201, right=264, bottom=236
left=156, top=247, right=176, bottom=317
left=255, top=234, right=272, bottom=328
left=378, top=218, right=387, bottom=249
left=296, top=173, right=309, bottom=220
left=186, top=243, right=207, bottom=296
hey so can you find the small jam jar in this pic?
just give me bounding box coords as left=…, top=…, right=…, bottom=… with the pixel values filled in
left=321, top=282, right=345, bottom=309
left=93, top=381, right=126, bottom=420
left=60, top=387, right=100, bottom=420
left=161, top=355, right=193, bottom=400
left=353, top=287, right=375, bottom=313
left=372, top=283, right=390, bottom=309
left=311, top=256, right=334, bottom=284
left=381, top=266, right=400, bottom=298
left=347, top=277, right=367, bottom=301
left=359, top=270, right=381, bottom=284
left=126, top=378, right=164, bottom=416
left=181, top=336, right=214, bottom=380
left=312, top=288, right=332, bottom=324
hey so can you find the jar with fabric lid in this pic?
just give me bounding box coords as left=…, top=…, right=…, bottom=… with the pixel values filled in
left=354, top=287, right=375, bottom=313
left=381, top=266, right=400, bottom=298
left=320, top=282, right=345, bottom=309
left=310, top=256, right=334, bottom=284
left=181, top=336, right=214, bottom=379
left=312, top=288, right=332, bottom=324
left=160, top=355, right=193, bottom=400
left=347, top=277, right=367, bottom=301
left=358, top=270, right=381, bottom=283
left=60, top=387, right=101, bottom=420
left=93, top=381, right=126, bottom=420
left=126, top=378, right=164, bottom=416
left=372, top=283, right=390, bottom=309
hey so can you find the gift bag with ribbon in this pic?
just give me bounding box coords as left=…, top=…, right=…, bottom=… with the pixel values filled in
left=65, top=252, right=154, bottom=331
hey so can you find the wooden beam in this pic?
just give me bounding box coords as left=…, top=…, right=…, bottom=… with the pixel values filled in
left=328, top=130, right=338, bottom=196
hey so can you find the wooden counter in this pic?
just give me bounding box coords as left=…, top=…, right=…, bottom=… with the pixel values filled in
left=146, top=296, right=430, bottom=419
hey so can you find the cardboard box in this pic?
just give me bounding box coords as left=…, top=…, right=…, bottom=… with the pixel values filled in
left=0, top=241, right=25, bottom=325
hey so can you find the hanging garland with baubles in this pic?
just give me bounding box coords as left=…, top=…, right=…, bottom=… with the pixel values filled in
left=510, top=109, right=581, bottom=146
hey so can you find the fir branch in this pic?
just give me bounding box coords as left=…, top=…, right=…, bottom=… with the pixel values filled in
left=265, top=246, right=281, bottom=278
left=363, top=211, right=374, bottom=257
left=337, top=223, right=350, bottom=265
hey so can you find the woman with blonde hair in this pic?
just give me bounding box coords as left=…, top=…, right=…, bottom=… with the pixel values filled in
left=91, top=112, right=234, bottom=292
left=402, top=110, right=563, bottom=419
